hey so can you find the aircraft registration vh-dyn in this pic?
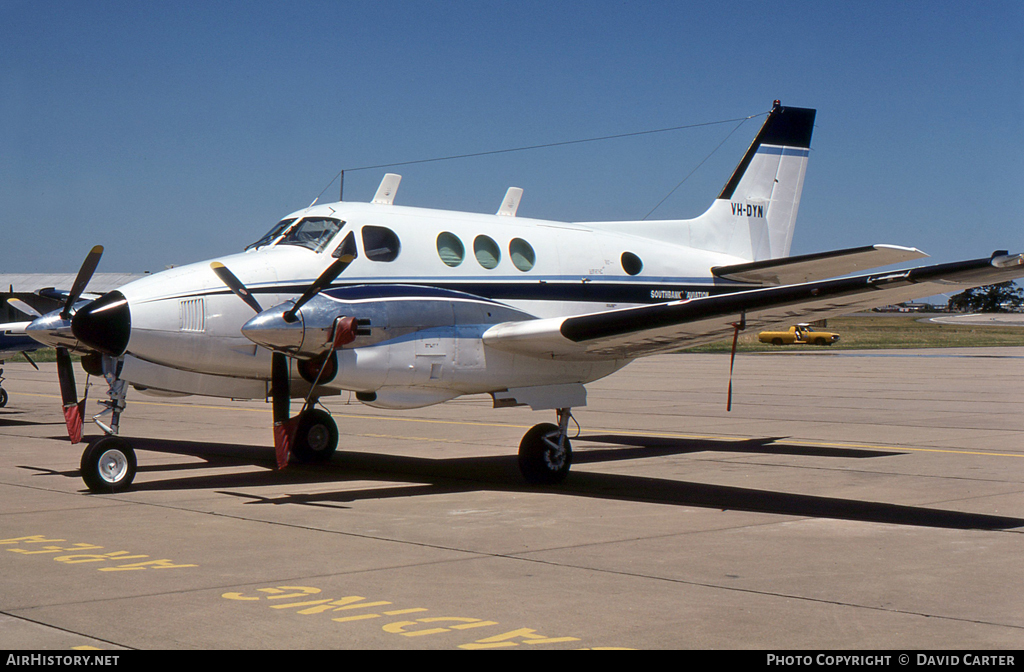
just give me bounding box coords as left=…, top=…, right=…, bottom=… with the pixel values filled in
left=21, top=101, right=1024, bottom=493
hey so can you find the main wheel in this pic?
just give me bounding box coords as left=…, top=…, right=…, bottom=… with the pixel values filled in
left=0, top=388, right=8, bottom=408
left=518, top=422, right=572, bottom=485
left=772, top=338, right=783, bottom=346
left=291, top=408, right=339, bottom=463
left=81, top=437, right=137, bottom=493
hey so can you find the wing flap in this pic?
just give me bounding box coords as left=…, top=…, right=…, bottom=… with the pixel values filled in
left=711, top=244, right=928, bottom=285
left=483, top=253, right=1024, bottom=360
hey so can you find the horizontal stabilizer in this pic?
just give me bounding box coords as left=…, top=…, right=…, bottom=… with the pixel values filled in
left=712, top=244, right=928, bottom=285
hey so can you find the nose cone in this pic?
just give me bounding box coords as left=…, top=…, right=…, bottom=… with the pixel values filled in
left=71, top=291, right=132, bottom=356
left=241, top=304, right=305, bottom=354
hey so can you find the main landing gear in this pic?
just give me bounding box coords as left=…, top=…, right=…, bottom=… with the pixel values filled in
left=291, top=407, right=339, bottom=463
left=518, top=408, right=574, bottom=485
left=79, top=355, right=136, bottom=494
left=81, top=436, right=136, bottom=493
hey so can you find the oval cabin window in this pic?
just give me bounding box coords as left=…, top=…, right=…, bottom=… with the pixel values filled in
left=437, top=232, right=465, bottom=267
left=474, top=235, right=500, bottom=269
left=509, top=238, right=536, bottom=272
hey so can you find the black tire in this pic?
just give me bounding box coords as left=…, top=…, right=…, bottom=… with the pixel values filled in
left=772, top=338, right=783, bottom=346
left=0, top=388, right=8, bottom=408
left=81, top=437, right=136, bottom=493
left=816, top=338, right=827, bottom=345
left=518, top=422, right=572, bottom=485
left=291, top=408, right=339, bottom=463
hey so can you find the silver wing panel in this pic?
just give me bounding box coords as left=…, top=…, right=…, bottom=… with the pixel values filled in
left=483, top=254, right=1024, bottom=360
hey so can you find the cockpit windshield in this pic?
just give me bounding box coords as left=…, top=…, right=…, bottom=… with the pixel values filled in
left=245, top=217, right=346, bottom=253
left=246, top=218, right=296, bottom=251
left=276, top=217, right=345, bottom=252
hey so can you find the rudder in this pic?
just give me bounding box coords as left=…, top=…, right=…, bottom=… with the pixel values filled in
left=716, top=101, right=816, bottom=260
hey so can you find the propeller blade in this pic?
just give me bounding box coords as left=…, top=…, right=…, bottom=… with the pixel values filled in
left=56, top=346, right=84, bottom=443
left=283, top=232, right=357, bottom=323
left=210, top=262, right=263, bottom=313
left=6, top=298, right=41, bottom=318
left=271, top=351, right=290, bottom=425
left=270, top=351, right=298, bottom=469
left=61, top=246, right=104, bottom=320
left=21, top=351, right=39, bottom=370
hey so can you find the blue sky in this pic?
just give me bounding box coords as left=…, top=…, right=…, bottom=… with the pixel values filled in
left=2, top=1, right=1022, bottom=279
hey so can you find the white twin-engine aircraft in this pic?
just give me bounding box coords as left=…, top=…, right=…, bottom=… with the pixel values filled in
left=24, top=102, right=1024, bottom=493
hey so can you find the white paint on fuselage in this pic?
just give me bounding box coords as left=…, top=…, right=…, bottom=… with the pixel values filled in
left=114, top=200, right=747, bottom=401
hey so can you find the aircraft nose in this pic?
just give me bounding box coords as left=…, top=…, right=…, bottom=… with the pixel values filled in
left=71, top=290, right=132, bottom=356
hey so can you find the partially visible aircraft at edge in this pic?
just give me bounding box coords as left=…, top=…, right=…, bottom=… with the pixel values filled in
left=20, top=101, right=1024, bottom=493
left=0, top=314, right=42, bottom=408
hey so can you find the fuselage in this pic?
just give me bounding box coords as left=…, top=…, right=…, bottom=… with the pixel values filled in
left=74, top=200, right=757, bottom=407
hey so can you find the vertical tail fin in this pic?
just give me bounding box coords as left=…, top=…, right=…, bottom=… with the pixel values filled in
left=583, top=102, right=816, bottom=262
left=715, top=102, right=816, bottom=260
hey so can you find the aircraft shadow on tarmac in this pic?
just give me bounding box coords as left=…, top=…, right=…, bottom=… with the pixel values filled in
left=21, top=432, right=1024, bottom=531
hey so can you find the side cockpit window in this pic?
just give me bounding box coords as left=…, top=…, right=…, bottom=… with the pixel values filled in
left=276, top=218, right=345, bottom=253
left=362, top=226, right=401, bottom=262
left=246, top=218, right=297, bottom=251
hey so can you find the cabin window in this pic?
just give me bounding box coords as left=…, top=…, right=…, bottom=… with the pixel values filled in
left=276, top=217, right=345, bottom=253
left=509, top=238, right=535, bottom=272
left=621, top=251, right=643, bottom=275
left=362, top=225, right=401, bottom=262
left=246, top=218, right=297, bottom=250
left=474, top=235, right=500, bottom=269
left=437, top=232, right=465, bottom=267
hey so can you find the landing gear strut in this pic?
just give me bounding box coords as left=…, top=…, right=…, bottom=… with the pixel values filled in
left=80, top=356, right=136, bottom=494
left=518, top=408, right=573, bottom=485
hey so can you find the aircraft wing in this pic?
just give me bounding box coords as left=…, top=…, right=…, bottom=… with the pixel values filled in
left=483, top=252, right=1024, bottom=360
left=711, top=244, right=928, bottom=285
left=0, top=321, right=42, bottom=358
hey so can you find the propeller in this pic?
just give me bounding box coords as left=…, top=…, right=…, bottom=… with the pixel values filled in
left=54, top=246, right=103, bottom=443
left=61, top=246, right=104, bottom=320
left=6, top=298, right=41, bottom=318
left=283, top=231, right=357, bottom=323
left=210, top=262, right=264, bottom=314
left=211, top=239, right=358, bottom=468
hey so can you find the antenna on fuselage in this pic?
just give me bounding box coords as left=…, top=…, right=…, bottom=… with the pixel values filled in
left=372, top=174, right=402, bottom=205
left=339, top=170, right=344, bottom=201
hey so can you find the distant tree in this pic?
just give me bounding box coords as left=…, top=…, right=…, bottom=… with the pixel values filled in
left=947, top=282, right=1024, bottom=312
